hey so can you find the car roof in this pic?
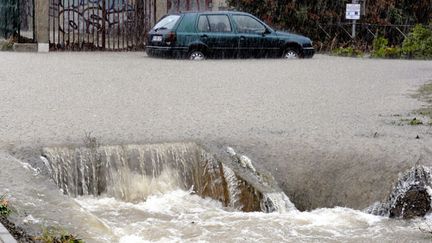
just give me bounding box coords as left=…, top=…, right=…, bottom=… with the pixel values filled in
left=174, top=11, right=251, bottom=15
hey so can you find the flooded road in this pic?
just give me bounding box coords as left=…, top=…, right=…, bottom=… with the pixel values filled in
left=0, top=52, right=431, bottom=241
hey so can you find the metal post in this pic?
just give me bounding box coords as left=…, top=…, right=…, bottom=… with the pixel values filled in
left=352, top=0, right=357, bottom=39
left=352, top=20, right=356, bottom=39
left=32, top=0, right=35, bottom=42
left=17, top=0, right=20, bottom=42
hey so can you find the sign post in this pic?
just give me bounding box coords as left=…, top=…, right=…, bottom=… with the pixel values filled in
left=346, top=1, right=361, bottom=38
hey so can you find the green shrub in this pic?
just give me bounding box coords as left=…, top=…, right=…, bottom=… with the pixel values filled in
left=373, top=36, right=388, bottom=51
left=371, top=36, right=402, bottom=58
left=332, top=47, right=364, bottom=57
left=402, top=25, right=432, bottom=59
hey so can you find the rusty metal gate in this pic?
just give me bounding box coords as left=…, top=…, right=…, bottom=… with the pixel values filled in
left=49, top=0, right=156, bottom=51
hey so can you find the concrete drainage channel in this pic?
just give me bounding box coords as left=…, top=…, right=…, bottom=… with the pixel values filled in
left=3, top=141, right=432, bottom=241
left=36, top=142, right=432, bottom=217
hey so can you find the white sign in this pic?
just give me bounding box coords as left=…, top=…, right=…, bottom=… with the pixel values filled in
left=346, top=4, right=361, bottom=20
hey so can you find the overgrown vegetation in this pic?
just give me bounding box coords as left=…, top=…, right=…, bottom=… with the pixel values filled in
left=0, top=36, right=15, bottom=51
left=0, top=194, right=11, bottom=216
left=332, top=47, right=363, bottom=57
left=413, top=82, right=432, bottom=123
left=36, top=228, right=84, bottom=243
left=332, top=25, right=432, bottom=59
left=227, top=0, right=432, bottom=52
left=371, top=36, right=402, bottom=58
left=402, top=25, right=432, bottom=59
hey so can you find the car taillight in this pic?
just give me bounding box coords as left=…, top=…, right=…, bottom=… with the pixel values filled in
left=165, top=31, right=176, bottom=45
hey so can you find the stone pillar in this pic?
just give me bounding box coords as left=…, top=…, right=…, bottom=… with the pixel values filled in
left=35, top=0, right=49, bottom=52
left=156, top=1, right=167, bottom=22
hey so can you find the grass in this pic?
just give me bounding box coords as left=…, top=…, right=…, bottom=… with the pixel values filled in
left=411, top=82, right=432, bottom=125
left=36, top=227, right=84, bottom=243
left=409, top=118, right=423, bottom=126
left=0, top=36, right=16, bottom=51
left=0, top=194, right=11, bottom=216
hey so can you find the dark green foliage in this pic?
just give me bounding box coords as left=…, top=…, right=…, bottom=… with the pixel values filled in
left=402, top=25, right=432, bottom=59
left=227, top=0, right=432, bottom=51
left=371, top=36, right=402, bottom=58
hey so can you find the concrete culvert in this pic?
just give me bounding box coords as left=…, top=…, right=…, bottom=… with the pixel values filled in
left=40, top=142, right=295, bottom=213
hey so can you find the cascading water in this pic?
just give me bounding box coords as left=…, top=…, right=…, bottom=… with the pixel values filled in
left=367, top=165, right=432, bottom=219
left=2, top=145, right=432, bottom=242
left=41, top=143, right=293, bottom=213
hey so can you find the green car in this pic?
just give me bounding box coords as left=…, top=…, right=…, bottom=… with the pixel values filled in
left=146, top=11, right=315, bottom=60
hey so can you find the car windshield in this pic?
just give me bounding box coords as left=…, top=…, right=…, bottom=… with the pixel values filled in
left=153, top=15, right=180, bottom=30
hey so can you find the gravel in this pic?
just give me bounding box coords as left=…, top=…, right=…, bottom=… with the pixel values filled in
left=0, top=52, right=431, bottom=210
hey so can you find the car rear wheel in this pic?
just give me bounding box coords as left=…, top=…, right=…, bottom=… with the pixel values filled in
left=283, top=48, right=300, bottom=59
left=189, top=50, right=206, bottom=61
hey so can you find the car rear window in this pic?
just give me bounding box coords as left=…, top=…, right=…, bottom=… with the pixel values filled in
left=153, top=15, right=181, bottom=30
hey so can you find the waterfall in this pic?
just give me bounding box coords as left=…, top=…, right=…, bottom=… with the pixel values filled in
left=41, top=143, right=297, bottom=213
left=366, top=165, right=432, bottom=218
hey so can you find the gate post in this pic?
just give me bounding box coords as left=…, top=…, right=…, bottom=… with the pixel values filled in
left=35, top=0, right=49, bottom=52
left=156, top=1, right=167, bottom=22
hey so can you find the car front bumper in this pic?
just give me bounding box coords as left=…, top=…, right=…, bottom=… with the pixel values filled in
left=302, top=47, right=315, bottom=58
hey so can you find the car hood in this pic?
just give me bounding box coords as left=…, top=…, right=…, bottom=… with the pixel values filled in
left=275, top=31, right=312, bottom=44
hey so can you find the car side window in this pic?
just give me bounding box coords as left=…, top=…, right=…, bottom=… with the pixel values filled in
left=233, top=15, right=266, bottom=34
left=197, top=15, right=210, bottom=32
left=207, top=15, right=232, bottom=33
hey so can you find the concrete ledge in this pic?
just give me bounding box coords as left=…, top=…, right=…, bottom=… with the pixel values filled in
left=12, top=43, right=38, bottom=52
left=0, top=223, right=17, bottom=243
left=38, top=43, right=49, bottom=53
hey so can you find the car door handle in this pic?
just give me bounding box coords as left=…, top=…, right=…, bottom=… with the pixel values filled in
left=239, top=36, right=246, bottom=41
left=200, top=35, right=208, bottom=39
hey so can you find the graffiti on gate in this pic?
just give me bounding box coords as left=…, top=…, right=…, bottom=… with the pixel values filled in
left=50, top=0, right=136, bottom=34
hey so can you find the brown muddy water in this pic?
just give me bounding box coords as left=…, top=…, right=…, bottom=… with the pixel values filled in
left=1, top=142, right=432, bottom=243
left=1, top=53, right=432, bottom=242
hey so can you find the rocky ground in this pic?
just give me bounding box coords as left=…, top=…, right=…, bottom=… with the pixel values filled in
left=0, top=52, right=431, bottom=212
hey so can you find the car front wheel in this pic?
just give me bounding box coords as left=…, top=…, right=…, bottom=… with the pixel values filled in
left=283, top=48, right=301, bottom=59
left=189, top=50, right=206, bottom=61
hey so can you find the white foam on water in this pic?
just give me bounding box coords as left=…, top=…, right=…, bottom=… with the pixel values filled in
left=74, top=189, right=432, bottom=243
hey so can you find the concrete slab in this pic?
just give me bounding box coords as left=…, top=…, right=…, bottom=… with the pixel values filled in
left=38, top=43, right=49, bottom=52
left=12, top=43, right=38, bottom=52
left=0, top=223, right=16, bottom=243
